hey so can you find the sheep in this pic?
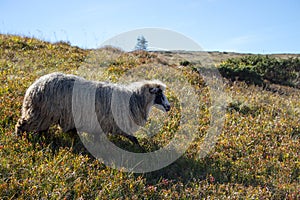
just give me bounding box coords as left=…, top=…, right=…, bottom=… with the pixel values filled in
left=15, top=72, right=170, bottom=146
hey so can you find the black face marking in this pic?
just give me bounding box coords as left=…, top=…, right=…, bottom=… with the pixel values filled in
left=154, top=91, right=170, bottom=112
left=154, top=92, right=164, bottom=105
left=149, top=86, right=170, bottom=112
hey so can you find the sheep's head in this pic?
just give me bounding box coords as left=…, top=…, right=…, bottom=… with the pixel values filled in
left=141, top=80, right=170, bottom=113
left=128, top=80, right=170, bottom=126
left=149, top=86, right=170, bottom=112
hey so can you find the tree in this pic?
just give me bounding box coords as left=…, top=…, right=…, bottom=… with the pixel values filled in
left=134, top=35, right=148, bottom=51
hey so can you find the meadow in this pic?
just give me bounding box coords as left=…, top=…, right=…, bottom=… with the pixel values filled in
left=0, top=34, right=299, bottom=199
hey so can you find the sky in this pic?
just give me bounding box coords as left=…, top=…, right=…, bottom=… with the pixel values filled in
left=0, top=0, right=299, bottom=53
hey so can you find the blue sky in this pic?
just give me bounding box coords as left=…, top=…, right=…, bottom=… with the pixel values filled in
left=1, top=0, right=299, bottom=53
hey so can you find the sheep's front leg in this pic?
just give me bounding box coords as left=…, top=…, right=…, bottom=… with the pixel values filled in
left=127, top=135, right=146, bottom=152
left=122, top=134, right=144, bottom=150
left=125, top=135, right=139, bottom=145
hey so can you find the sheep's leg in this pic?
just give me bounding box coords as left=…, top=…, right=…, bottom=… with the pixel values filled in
left=14, top=119, right=33, bottom=136
left=123, top=134, right=145, bottom=151
left=15, top=117, right=51, bottom=137
left=15, top=119, right=25, bottom=136
left=116, top=131, right=139, bottom=145
left=66, top=128, right=78, bottom=137
left=125, top=135, right=139, bottom=145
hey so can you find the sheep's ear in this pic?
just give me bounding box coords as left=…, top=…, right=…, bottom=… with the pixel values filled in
left=149, top=87, right=160, bottom=94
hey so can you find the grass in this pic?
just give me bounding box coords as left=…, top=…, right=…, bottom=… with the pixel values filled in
left=0, top=34, right=299, bottom=199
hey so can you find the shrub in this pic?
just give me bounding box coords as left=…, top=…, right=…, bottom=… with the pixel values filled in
left=219, top=55, right=300, bottom=88
left=180, top=60, right=191, bottom=66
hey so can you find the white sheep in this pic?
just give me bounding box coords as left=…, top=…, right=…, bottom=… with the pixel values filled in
left=15, top=72, right=170, bottom=145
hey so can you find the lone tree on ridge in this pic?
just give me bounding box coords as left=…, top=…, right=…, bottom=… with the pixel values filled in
left=134, top=35, right=148, bottom=51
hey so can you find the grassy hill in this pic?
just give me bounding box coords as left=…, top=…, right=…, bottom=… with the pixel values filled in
left=0, top=34, right=299, bottom=199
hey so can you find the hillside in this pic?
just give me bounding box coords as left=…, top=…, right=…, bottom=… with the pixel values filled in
left=0, top=34, right=299, bottom=199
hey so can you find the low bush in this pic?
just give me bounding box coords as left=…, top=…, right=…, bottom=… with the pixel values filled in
left=219, top=55, right=300, bottom=88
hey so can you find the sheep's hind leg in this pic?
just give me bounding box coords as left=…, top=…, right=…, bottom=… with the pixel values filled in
left=15, top=120, right=25, bottom=136
left=14, top=119, right=39, bottom=137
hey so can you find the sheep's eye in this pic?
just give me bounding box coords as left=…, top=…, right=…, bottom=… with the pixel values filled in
left=149, top=87, right=161, bottom=94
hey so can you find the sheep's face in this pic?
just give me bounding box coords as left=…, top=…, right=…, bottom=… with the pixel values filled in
left=149, top=87, right=171, bottom=112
